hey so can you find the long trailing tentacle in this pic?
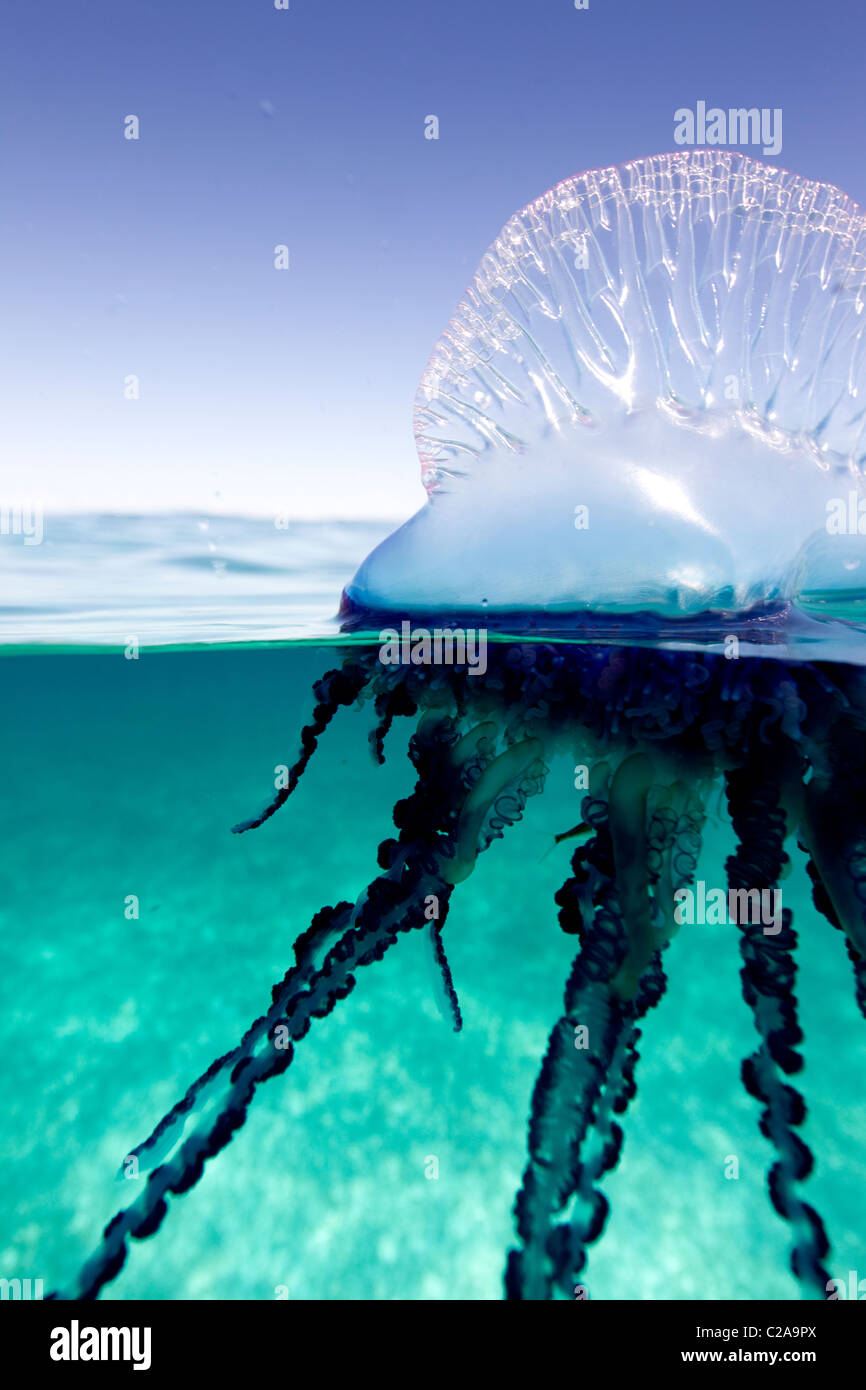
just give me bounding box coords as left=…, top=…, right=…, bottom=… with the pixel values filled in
left=50, top=710, right=467, bottom=1299
left=505, top=788, right=669, bottom=1301
left=549, top=788, right=705, bottom=1300
left=544, top=953, right=666, bottom=1301
left=232, top=659, right=372, bottom=833
left=800, top=844, right=866, bottom=1022
left=125, top=655, right=399, bottom=1171
left=52, top=684, right=550, bottom=1298
left=505, top=884, right=632, bottom=1300
left=725, top=763, right=832, bottom=1300
left=127, top=714, right=543, bottom=1181
left=112, top=900, right=355, bottom=1181
left=536, top=791, right=703, bottom=1294
left=798, top=702, right=866, bottom=1020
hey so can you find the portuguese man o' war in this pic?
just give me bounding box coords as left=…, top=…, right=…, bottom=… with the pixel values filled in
left=51, top=150, right=866, bottom=1301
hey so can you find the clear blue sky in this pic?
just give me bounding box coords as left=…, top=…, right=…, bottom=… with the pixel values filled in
left=2, top=0, right=863, bottom=519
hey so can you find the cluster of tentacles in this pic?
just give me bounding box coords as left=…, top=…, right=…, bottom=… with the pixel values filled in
left=49, top=640, right=866, bottom=1300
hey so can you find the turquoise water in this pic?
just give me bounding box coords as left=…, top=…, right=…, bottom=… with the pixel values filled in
left=2, top=641, right=866, bottom=1299
left=2, top=518, right=866, bottom=1300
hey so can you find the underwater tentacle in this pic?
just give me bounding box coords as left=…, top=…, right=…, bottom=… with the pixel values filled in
left=547, top=951, right=668, bottom=1299
left=506, top=782, right=670, bottom=1300
left=608, top=753, right=654, bottom=999
left=725, top=765, right=832, bottom=1299
left=116, top=901, right=356, bottom=1177
left=796, top=708, right=866, bottom=1020
left=426, top=921, right=463, bottom=1032
left=847, top=942, right=866, bottom=1021
left=232, top=659, right=371, bottom=833
left=52, top=868, right=456, bottom=1299
left=801, top=783, right=866, bottom=961
left=444, top=736, right=545, bottom=884
left=799, top=843, right=866, bottom=1021
left=646, top=803, right=677, bottom=892
left=645, top=785, right=705, bottom=943
left=670, top=794, right=707, bottom=894
left=50, top=707, right=470, bottom=1298
left=368, top=680, right=419, bottom=765
left=51, top=695, right=553, bottom=1298
left=801, top=846, right=842, bottom=935
left=505, top=875, right=633, bottom=1300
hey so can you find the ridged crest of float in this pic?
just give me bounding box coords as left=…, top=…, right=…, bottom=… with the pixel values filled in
left=415, top=150, right=866, bottom=490
left=347, top=151, right=866, bottom=619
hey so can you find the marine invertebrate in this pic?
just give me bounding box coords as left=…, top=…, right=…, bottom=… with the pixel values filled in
left=50, top=151, right=866, bottom=1301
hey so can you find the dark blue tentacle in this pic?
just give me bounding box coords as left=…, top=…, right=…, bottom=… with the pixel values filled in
left=547, top=952, right=667, bottom=1299
left=506, top=792, right=668, bottom=1300
left=800, top=841, right=866, bottom=1020
left=428, top=921, right=463, bottom=1032
left=49, top=710, right=465, bottom=1300
left=369, top=680, right=418, bottom=764
left=233, top=658, right=372, bottom=833
left=505, top=888, right=631, bottom=1300
left=725, top=765, right=832, bottom=1299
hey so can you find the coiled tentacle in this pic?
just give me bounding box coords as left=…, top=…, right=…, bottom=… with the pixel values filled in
left=548, top=953, right=667, bottom=1300
left=506, top=786, right=668, bottom=1300
left=800, top=842, right=866, bottom=1022
left=232, top=659, right=371, bottom=833
left=49, top=710, right=474, bottom=1299
left=369, top=680, right=418, bottom=764
left=725, top=765, right=832, bottom=1299
left=798, top=711, right=866, bottom=1020
left=505, top=890, right=631, bottom=1299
